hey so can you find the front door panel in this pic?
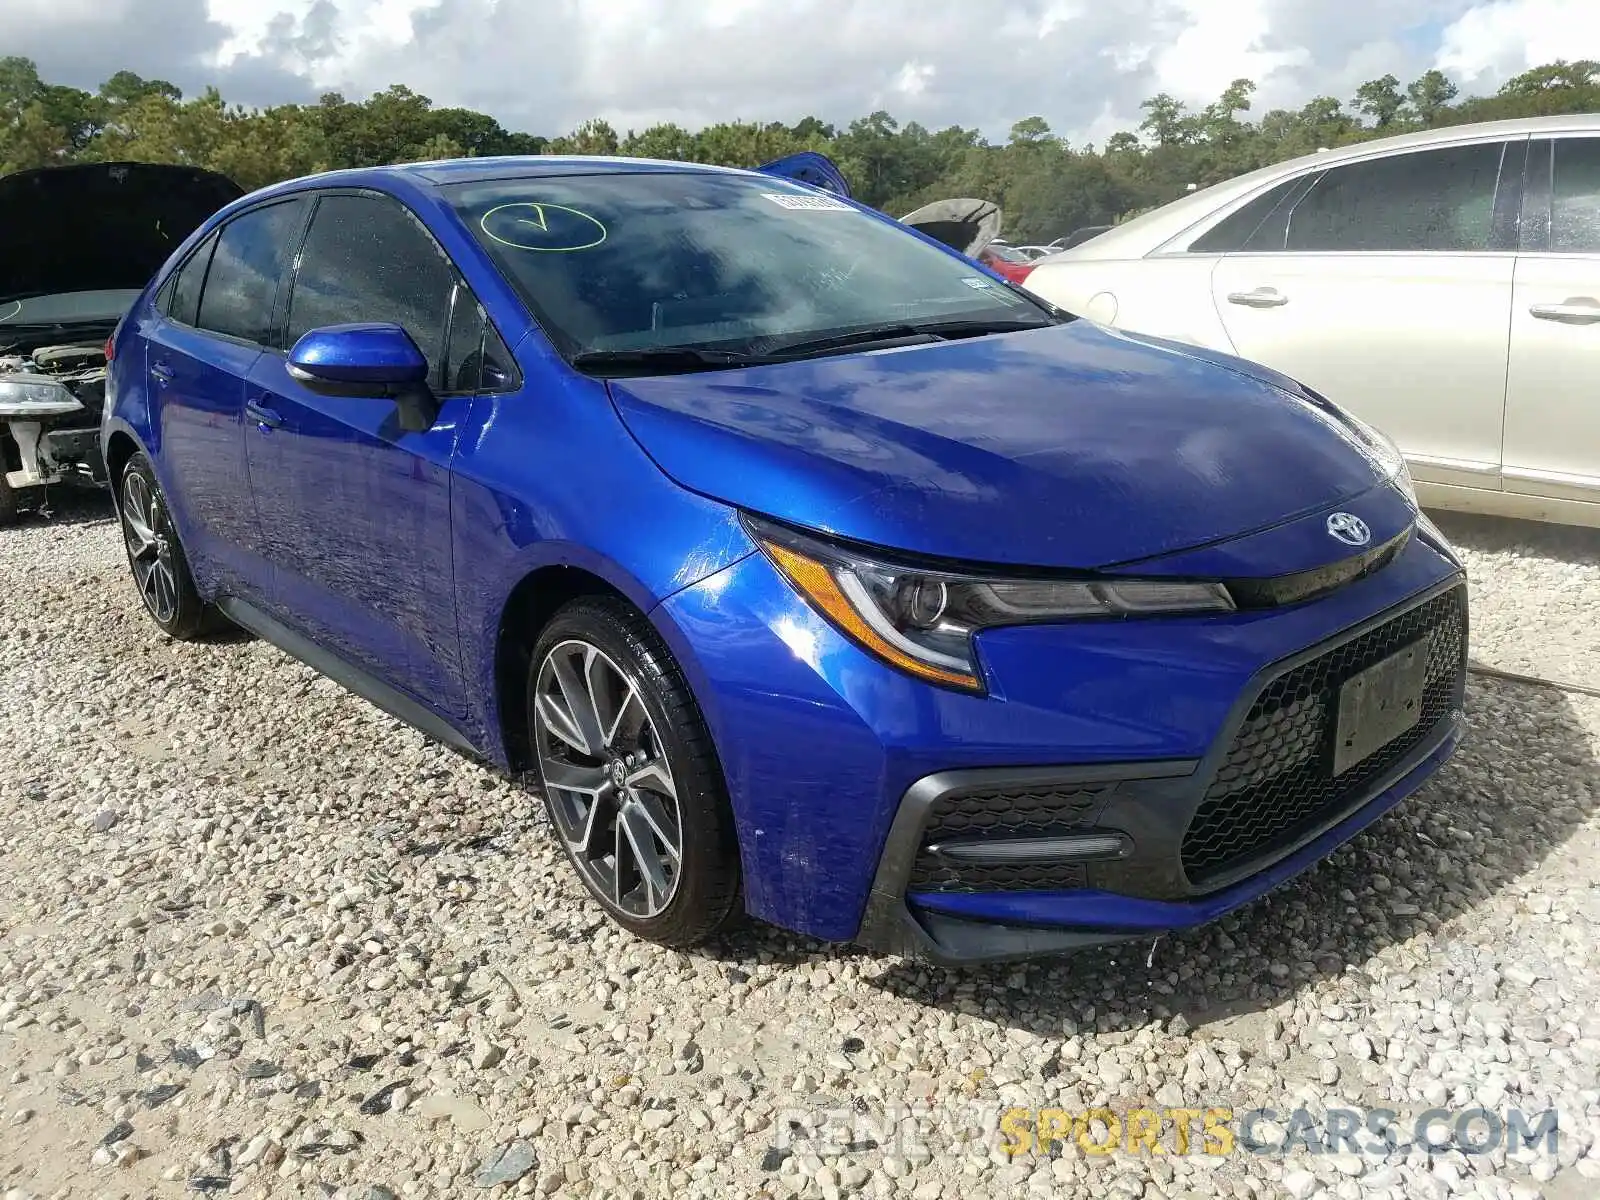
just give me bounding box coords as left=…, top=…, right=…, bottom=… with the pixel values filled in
left=244, top=352, right=469, bottom=719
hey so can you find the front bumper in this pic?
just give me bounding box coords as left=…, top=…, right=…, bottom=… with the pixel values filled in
left=859, top=577, right=1467, bottom=964
left=2, top=418, right=107, bottom=492
left=857, top=693, right=1463, bottom=966
left=657, top=515, right=1467, bottom=953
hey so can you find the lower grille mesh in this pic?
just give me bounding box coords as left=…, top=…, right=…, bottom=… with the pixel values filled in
left=1181, top=585, right=1466, bottom=885
left=908, top=786, right=1108, bottom=892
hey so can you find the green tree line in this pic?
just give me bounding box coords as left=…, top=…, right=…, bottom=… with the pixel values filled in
left=3, top=56, right=1597, bottom=243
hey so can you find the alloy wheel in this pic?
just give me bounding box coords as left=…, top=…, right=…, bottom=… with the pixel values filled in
left=120, top=470, right=180, bottom=625
left=533, top=638, right=684, bottom=919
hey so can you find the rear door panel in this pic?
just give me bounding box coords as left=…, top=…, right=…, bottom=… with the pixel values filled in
left=145, top=320, right=263, bottom=598
left=1503, top=135, right=1600, bottom=505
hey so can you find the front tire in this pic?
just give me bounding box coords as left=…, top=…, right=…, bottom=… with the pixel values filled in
left=528, top=597, right=741, bottom=947
left=117, top=452, right=214, bottom=640
left=0, top=474, right=16, bottom=527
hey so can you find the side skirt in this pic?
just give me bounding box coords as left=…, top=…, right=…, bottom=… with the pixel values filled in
left=215, top=596, right=483, bottom=760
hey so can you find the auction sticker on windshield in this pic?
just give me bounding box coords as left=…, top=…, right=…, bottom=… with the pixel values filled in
left=480, top=202, right=608, bottom=252
left=761, top=193, right=854, bottom=211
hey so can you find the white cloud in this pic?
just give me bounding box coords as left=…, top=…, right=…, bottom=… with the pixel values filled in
left=1, top=0, right=1590, bottom=144
left=1151, top=0, right=1310, bottom=108
left=1437, top=0, right=1600, bottom=90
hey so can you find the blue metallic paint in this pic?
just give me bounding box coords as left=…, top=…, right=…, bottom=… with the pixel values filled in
left=608, top=321, right=1403, bottom=570
left=446, top=357, right=760, bottom=759
left=102, top=155, right=1466, bottom=958
left=287, top=322, right=430, bottom=385
left=660, top=531, right=1460, bottom=940
left=140, top=321, right=271, bottom=599
left=244, top=350, right=471, bottom=722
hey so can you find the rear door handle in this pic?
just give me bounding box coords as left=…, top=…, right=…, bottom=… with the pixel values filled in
left=150, top=361, right=174, bottom=382
left=245, top=399, right=283, bottom=430
left=1227, top=287, right=1289, bottom=308
left=1529, top=298, right=1600, bottom=324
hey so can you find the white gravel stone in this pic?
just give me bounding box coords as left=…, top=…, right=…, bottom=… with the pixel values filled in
left=0, top=503, right=1597, bottom=1200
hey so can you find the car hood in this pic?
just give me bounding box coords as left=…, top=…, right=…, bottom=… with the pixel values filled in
left=0, top=162, right=243, bottom=304
left=899, top=198, right=1003, bottom=256
left=608, top=321, right=1402, bottom=570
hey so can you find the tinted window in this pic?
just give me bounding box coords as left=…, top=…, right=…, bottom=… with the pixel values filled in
left=287, top=194, right=456, bottom=386
left=1188, top=176, right=1314, bottom=253
left=1551, top=137, right=1600, bottom=253
left=196, top=200, right=306, bottom=344
left=444, top=172, right=1055, bottom=358
left=441, top=283, right=515, bottom=393
left=165, top=233, right=216, bottom=327
left=1284, top=143, right=1505, bottom=252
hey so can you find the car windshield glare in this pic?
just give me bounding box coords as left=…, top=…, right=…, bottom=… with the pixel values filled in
left=444, top=171, right=1049, bottom=359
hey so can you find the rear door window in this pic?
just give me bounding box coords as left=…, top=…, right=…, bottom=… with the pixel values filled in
left=1187, top=175, right=1319, bottom=253
left=195, top=198, right=308, bottom=345
left=163, top=232, right=217, bottom=327
left=1550, top=137, right=1600, bottom=253
left=286, top=193, right=457, bottom=389
left=1282, top=143, right=1506, bottom=252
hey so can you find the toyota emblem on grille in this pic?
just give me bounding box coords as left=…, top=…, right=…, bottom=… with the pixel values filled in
left=1326, top=512, right=1371, bottom=547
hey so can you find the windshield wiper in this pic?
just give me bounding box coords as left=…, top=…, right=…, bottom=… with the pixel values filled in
left=570, top=347, right=779, bottom=377
left=760, top=317, right=1056, bottom=360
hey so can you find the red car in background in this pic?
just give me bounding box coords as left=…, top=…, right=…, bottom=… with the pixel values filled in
left=977, top=243, right=1037, bottom=284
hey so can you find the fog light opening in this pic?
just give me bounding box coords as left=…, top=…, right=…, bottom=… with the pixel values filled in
left=927, top=833, right=1129, bottom=864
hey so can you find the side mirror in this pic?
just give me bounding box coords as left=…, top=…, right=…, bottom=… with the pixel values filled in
left=287, top=323, right=439, bottom=432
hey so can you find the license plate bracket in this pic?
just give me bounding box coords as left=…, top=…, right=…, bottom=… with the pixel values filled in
left=1333, top=639, right=1429, bottom=776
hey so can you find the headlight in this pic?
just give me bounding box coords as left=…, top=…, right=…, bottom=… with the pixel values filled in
left=1416, top=509, right=1455, bottom=554
left=1341, top=411, right=1414, bottom=499
left=0, top=374, right=82, bottom=418
left=746, top=515, right=1235, bottom=692
left=1299, top=386, right=1415, bottom=505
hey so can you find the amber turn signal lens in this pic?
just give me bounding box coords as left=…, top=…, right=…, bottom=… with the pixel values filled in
left=762, top=540, right=981, bottom=691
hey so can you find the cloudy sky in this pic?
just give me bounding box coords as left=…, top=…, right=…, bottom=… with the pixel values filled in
left=3, top=0, right=1595, bottom=143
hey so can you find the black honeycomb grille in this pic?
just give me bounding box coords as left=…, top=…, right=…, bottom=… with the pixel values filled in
left=909, top=786, right=1107, bottom=892
left=1181, top=585, right=1466, bottom=886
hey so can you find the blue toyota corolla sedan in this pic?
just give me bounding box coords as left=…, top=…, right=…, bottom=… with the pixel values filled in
left=100, top=152, right=1467, bottom=965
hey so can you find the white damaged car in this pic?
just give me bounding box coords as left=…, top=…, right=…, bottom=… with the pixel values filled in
left=0, top=161, right=241, bottom=523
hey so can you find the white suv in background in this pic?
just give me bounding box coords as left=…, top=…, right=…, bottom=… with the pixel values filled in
left=1024, top=116, right=1600, bottom=528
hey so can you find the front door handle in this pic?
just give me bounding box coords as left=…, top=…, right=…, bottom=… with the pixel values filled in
left=1227, top=287, right=1289, bottom=308
left=245, top=399, right=283, bottom=431
left=150, top=361, right=174, bottom=382
left=1529, top=298, right=1600, bottom=325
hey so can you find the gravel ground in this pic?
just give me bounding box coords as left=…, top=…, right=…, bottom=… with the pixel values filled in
left=1, top=497, right=1598, bottom=1200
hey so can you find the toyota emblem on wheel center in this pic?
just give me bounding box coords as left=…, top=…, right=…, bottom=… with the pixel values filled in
left=1326, top=511, right=1372, bottom=546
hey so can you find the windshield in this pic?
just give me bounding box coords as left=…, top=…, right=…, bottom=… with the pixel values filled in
left=445, top=171, right=1052, bottom=358
left=0, top=289, right=139, bottom=326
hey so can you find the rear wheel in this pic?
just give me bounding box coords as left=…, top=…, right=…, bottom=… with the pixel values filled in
left=0, top=474, right=15, bottom=527
left=528, top=597, right=741, bottom=947
left=117, top=452, right=215, bottom=640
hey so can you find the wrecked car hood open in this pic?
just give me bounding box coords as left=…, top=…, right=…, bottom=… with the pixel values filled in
left=0, top=161, right=243, bottom=304
left=898, top=198, right=1003, bottom=256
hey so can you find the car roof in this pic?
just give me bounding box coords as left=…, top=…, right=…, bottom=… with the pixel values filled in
left=207, top=155, right=787, bottom=228
left=1036, top=112, right=1600, bottom=264
left=245, top=155, right=757, bottom=197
